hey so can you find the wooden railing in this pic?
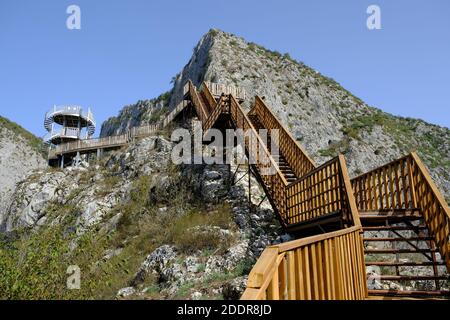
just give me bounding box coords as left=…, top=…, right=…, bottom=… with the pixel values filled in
left=49, top=134, right=130, bottom=158
left=228, top=94, right=289, bottom=222
left=202, top=94, right=227, bottom=132
left=351, top=154, right=417, bottom=211
left=200, top=82, right=217, bottom=114
left=249, top=96, right=316, bottom=179
left=351, top=152, right=450, bottom=271
left=48, top=100, right=189, bottom=159
left=204, top=81, right=246, bottom=101
left=410, top=152, right=450, bottom=271
left=286, top=155, right=361, bottom=228
left=241, top=226, right=367, bottom=300
left=186, top=80, right=209, bottom=123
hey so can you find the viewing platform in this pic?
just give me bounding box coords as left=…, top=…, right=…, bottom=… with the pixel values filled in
left=44, top=105, right=96, bottom=145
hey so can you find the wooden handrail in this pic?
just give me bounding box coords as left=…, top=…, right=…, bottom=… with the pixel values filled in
left=200, top=82, right=217, bottom=114
left=350, top=152, right=450, bottom=271
left=250, top=96, right=316, bottom=178
left=241, top=226, right=367, bottom=300
left=284, top=155, right=360, bottom=228
left=409, top=152, right=450, bottom=271
left=339, top=155, right=362, bottom=228
left=187, top=80, right=209, bottom=123
left=351, top=154, right=417, bottom=211
left=227, top=94, right=290, bottom=224
left=202, top=94, right=227, bottom=132
left=204, top=81, right=246, bottom=101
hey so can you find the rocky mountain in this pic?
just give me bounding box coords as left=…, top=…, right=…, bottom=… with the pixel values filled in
left=104, top=29, right=450, bottom=201
left=0, top=116, right=46, bottom=229
left=1, top=29, right=449, bottom=300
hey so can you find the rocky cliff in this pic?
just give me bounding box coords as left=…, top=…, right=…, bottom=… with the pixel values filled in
left=0, top=116, right=46, bottom=229
left=100, top=93, right=170, bottom=138
left=104, top=29, right=450, bottom=201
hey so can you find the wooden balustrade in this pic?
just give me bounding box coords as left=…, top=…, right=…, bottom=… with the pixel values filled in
left=350, top=152, right=450, bottom=271
left=286, top=155, right=360, bottom=228
left=204, top=81, right=246, bottom=101
left=250, top=96, right=316, bottom=179
left=202, top=95, right=227, bottom=132
left=200, top=82, right=217, bottom=114
left=351, top=154, right=417, bottom=211
left=241, top=226, right=367, bottom=300
left=187, top=80, right=209, bottom=123
left=409, top=153, right=450, bottom=271
left=228, top=95, right=289, bottom=223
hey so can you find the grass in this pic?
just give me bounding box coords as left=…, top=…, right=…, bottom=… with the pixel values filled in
left=168, top=204, right=236, bottom=254
left=0, top=116, right=46, bottom=157
left=319, top=138, right=350, bottom=158
left=96, top=175, right=121, bottom=197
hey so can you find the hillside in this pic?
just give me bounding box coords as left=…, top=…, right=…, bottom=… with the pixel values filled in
left=0, top=131, right=282, bottom=299
left=0, top=116, right=46, bottom=229
left=103, top=29, right=450, bottom=201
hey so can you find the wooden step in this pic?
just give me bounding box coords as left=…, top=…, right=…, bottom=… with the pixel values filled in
left=363, top=225, right=428, bottom=231
left=365, top=248, right=439, bottom=254
left=377, top=275, right=449, bottom=281
left=360, top=209, right=422, bottom=221
left=363, top=237, right=434, bottom=242
left=368, top=289, right=450, bottom=298
left=365, top=261, right=446, bottom=267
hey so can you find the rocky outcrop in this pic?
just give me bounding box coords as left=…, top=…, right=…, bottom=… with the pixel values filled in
left=3, top=135, right=174, bottom=233
left=100, top=94, right=170, bottom=137
left=0, top=116, right=46, bottom=230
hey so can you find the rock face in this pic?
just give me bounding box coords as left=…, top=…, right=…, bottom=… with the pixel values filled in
left=105, top=29, right=450, bottom=200
left=2, top=123, right=288, bottom=299
left=2, top=135, right=173, bottom=233
left=0, top=116, right=46, bottom=229
left=170, top=29, right=450, bottom=199
left=100, top=94, right=170, bottom=137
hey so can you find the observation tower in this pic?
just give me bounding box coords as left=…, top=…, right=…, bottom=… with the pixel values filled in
left=44, top=105, right=96, bottom=167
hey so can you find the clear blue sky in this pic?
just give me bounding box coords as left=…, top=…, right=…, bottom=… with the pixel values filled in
left=0, top=0, right=449, bottom=137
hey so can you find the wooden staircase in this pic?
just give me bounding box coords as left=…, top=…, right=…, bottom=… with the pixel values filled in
left=182, top=81, right=450, bottom=300
left=361, top=212, right=449, bottom=298
left=248, top=114, right=298, bottom=184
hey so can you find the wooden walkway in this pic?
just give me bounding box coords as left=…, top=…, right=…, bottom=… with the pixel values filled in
left=48, top=82, right=245, bottom=161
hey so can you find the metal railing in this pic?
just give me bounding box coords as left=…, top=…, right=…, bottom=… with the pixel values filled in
left=44, top=127, right=80, bottom=142
left=48, top=99, right=189, bottom=159
left=45, top=105, right=96, bottom=127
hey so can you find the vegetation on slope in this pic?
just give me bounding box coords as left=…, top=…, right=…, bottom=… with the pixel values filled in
left=0, top=165, right=242, bottom=299
left=0, top=116, right=46, bottom=157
